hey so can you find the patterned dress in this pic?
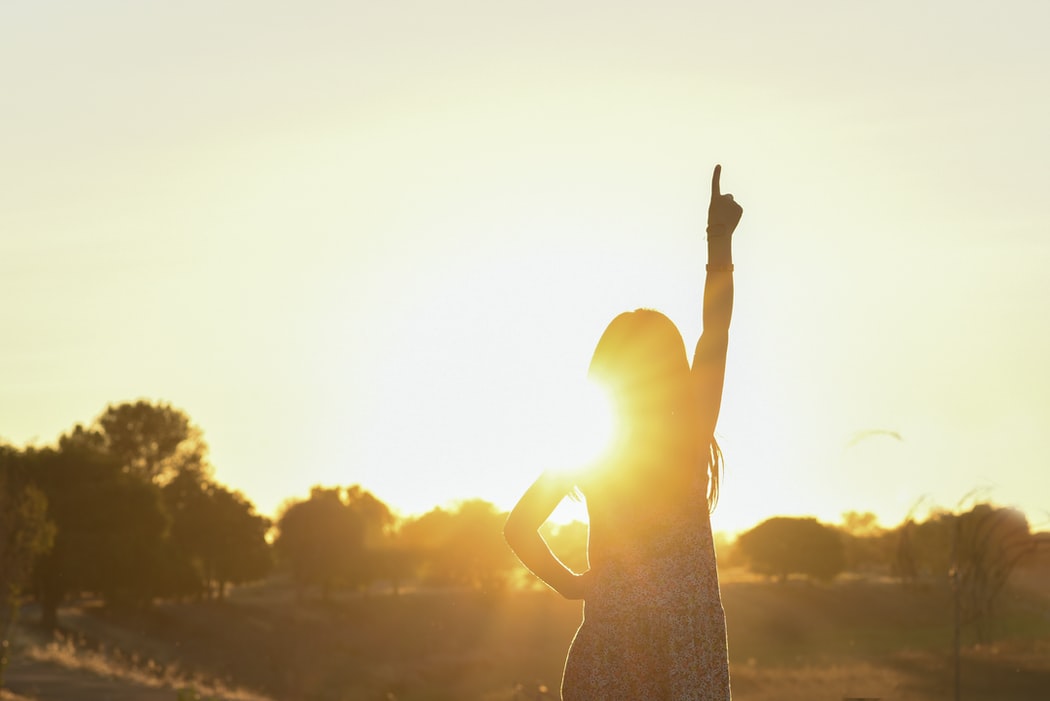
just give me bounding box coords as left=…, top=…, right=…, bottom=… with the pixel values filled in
left=561, top=468, right=731, bottom=700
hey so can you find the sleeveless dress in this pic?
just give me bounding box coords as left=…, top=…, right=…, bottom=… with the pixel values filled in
left=561, top=468, right=731, bottom=700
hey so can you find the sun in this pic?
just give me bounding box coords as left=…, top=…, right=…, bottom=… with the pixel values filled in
left=545, top=378, right=619, bottom=475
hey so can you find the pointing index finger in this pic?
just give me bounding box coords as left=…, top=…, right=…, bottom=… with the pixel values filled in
left=711, top=164, right=722, bottom=201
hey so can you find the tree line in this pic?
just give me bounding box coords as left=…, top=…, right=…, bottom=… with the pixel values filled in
left=0, top=401, right=531, bottom=611
left=726, top=505, right=1048, bottom=642
left=2, top=399, right=1047, bottom=676
left=0, top=399, right=520, bottom=686
left=1, top=402, right=272, bottom=633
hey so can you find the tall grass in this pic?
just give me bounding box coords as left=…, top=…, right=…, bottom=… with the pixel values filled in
left=24, top=633, right=271, bottom=701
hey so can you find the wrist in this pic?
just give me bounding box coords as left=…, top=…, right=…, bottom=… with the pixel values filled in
left=707, top=236, right=733, bottom=266
left=559, top=571, right=589, bottom=600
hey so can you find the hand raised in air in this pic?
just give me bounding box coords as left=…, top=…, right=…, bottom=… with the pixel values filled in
left=707, top=164, right=743, bottom=238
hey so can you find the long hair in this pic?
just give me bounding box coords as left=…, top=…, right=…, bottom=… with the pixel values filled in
left=587, top=309, right=722, bottom=512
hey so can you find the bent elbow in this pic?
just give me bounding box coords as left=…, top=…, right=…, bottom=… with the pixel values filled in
left=503, top=512, right=536, bottom=554
left=503, top=515, right=524, bottom=549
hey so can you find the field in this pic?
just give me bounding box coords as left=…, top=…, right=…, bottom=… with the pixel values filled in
left=4, top=571, right=1049, bottom=701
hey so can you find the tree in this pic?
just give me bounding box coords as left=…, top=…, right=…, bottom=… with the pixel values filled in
left=895, top=509, right=953, bottom=583
left=31, top=430, right=169, bottom=626
left=344, top=485, right=395, bottom=548
left=736, top=516, right=846, bottom=582
left=399, top=499, right=517, bottom=590
left=841, top=510, right=880, bottom=536
left=164, top=470, right=272, bottom=600
left=838, top=511, right=894, bottom=575
left=209, top=487, right=272, bottom=598
left=274, top=487, right=366, bottom=599
left=894, top=502, right=1046, bottom=699
left=93, top=399, right=271, bottom=598
left=0, top=446, right=55, bottom=691
left=95, top=400, right=207, bottom=483
left=892, top=501, right=1045, bottom=645
left=367, top=546, right=418, bottom=596
left=951, top=504, right=1039, bottom=642
left=342, top=485, right=399, bottom=589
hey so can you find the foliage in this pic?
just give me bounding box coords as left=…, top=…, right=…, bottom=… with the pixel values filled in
left=0, top=446, right=56, bottom=691
left=894, top=502, right=1048, bottom=643
left=953, top=504, right=1037, bottom=641
left=736, top=516, right=846, bottom=582
left=0, top=448, right=56, bottom=599
left=539, top=520, right=589, bottom=574
left=895, top=509, right=952, bottom=581
left=273, top=486, right=374, bottom=597
left=398, top=499, right=517, bottom=590
left=837, top=511, right=895, bottom=575
left=30, top=433, right=170, bottom=624
left=14, top=401, right=274, bottom=621
left=164, top=470, right=272, bottom=600
left=840, top=510, right=881, bottom=537
left=344, top=485, right=395, bottom=548
left=95, top=400, right=207, bottom=484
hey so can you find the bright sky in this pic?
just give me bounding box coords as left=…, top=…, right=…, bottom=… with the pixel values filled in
left=3, top=1, right=1048, bottom=535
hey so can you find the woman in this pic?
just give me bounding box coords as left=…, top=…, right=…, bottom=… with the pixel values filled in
left=504, top=165, right=742, bottom=700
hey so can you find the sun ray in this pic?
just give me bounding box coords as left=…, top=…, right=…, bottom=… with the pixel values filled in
left=545, top=377, right=619, bottom=478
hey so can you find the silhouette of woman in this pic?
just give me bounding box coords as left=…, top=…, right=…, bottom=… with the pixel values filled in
left=505, top=165, right=742, bottom=700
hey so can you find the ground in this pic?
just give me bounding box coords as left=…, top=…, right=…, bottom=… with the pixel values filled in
left=3, top=572, right=1048, bottom=700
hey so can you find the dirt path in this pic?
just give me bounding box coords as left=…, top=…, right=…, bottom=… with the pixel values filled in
left=5, top=656, right=181, bottom=701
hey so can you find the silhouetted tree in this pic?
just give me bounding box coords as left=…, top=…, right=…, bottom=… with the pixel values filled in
left=367, top=546, right=418, bottom=595
left=209, top=487, right=272, bottom=598
left=893, top=502, right=1046, bottom=644
left=274, top=487, right=366, bottom=599
left=951, top=504, right=1039, bottom=642
left=158, top=469, right=212, bottom=600
left=95, top=400, right=207, bottom=483
left=397, top=507, right=453, bottom=584
left=736, top=516, right=846, bottom=582
left=838, top=511, right=894, bottom=575
left=164, top=470, right=272, bottom=600
left=31, top=430, right=169, bottom=626
left=400, top=499, right=517, bottom=590
left=0, top=446, right=55, bottom=690
left=345, top=485, right=395, bottom=546
left=712, top=531, right=739, bottom=568
left=341, top=485, right=398, bottom=588
left=841, top=510, right=879, bottom=536
left=896, top=509, right=954, bottom=582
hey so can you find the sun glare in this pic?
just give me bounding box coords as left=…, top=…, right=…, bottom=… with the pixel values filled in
left=548, top=378, right=619, bottom=474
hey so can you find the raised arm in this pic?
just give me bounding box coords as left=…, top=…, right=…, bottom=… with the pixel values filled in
left=692, top=165, right=743, bottom=437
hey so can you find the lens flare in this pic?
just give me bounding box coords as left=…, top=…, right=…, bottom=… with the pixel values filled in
left=551, top=378, right=618, bottom=471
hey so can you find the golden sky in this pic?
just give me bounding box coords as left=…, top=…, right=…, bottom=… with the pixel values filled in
left=3, top=1, right=1049, bottom=534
